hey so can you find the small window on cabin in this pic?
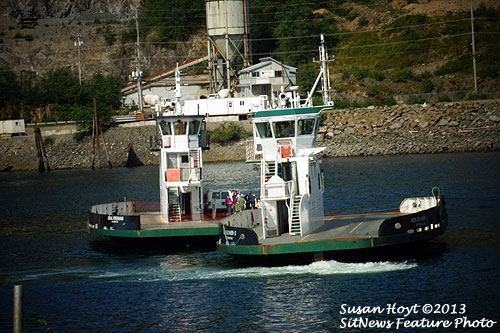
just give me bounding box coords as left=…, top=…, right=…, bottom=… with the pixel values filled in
left=167, top=154, right=178, bottom=168
left=173, top=120, right=186, bottom=135
left=181, top=155, right=189, bottom=164
left=252, top=72, right=260, bottom=77
left=273, top=120, right=295, bottom=138
left=275, top=71, right=282, bottom=77
left=240, top=101, right=245, bottom=106
left=298, top=118, right=315, bottom=135
left=314, top=117, right=320, bottom=135
left=255, top=122, right=272, bottom=138
left=159, top=120, right=172, bottom=135
left=188, top=119, right=201, bottom=135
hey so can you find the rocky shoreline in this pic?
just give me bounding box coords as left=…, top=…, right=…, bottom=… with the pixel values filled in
left=318, top=100, right=500, bottom=157
left=1, top=100, right=499, bottom=172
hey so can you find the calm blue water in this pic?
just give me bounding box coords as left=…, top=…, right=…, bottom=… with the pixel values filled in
left=1, top=152, right=499, bottom=331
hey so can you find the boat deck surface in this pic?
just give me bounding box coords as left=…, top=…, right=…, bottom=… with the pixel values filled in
left=256, top=211, right=403, bottom=245
left=138, top=212, right=225, bottom=230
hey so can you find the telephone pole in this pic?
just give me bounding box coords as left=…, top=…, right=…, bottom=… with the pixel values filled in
left=470, top=0, right=478, bottom=94
left=74, top=36, right=83, bottom=85
left=133, top=9, right=144, bottom=114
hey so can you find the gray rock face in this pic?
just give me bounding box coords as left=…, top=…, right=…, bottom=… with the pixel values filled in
left=317, top=100, right=500, bottom=159
left=437, top=118, right=449, bottom=126
left=389, top=122, right=402, bottom=129
left=418, top=121, right=429, bottom=128
left=2, top=0, right=134, bottom=19
left=344, top=127, right=355, bottom=135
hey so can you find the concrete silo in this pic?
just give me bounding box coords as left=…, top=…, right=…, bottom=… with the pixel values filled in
left=206, top=0, right=251, bottom=92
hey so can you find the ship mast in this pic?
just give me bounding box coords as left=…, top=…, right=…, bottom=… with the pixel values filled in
left=307, top=34, right=334, bottom=106
left=319, top=34, right=333, bottom=105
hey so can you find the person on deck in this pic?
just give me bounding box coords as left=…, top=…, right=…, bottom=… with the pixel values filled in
left=232, top=193, right=238, bottom=211
left=236, top=195, right=246, bottom=213
left=245, top=193, right=251, bottom=209
left=211, top=197, right=217, bottom=219
left=249, top=194, right=256, bottom=209
left=225, top=195, right=233, bottom=215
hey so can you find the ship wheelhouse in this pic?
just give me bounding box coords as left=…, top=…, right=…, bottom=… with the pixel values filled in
left=157, top=114, right=207, bottom=223
left=252, top=107, right=328, bottom=239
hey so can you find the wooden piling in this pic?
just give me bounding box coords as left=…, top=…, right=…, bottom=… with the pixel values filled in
left=91, top=113, right=96, bottom=169
left=34, top=127, right=50, bottom=172
left=98, top=120, right=112, bottom=169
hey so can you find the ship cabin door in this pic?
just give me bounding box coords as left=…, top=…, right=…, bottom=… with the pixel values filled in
left=278, top=162, right=298, bottom=191
left=277, top=200, right=289, bottom=236
left=181, top=192, right=191, bottom=215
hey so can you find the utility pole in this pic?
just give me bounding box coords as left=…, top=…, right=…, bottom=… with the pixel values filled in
left=74, top=36, right=83, bottom=85
left=133, top=9, right=144, bottom=114
left=470, top=0, right=478, bottom=94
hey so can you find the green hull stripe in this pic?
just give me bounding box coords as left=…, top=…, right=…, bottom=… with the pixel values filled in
left=88, top=226, right=219, bottom=238
left=217, top=229, right=444, bottom=256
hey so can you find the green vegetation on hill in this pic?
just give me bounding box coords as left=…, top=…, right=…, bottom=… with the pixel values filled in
left=140, top=0, right=205, bottom=48
left=2, top=0, right=500, bottom=120
left=208, top=123, right=251, bottom=143
left=336, top=8, right=499, bottom=77
left=249, top=1, right=500, bottom=103
left=0, top=67, right=123, bottom=132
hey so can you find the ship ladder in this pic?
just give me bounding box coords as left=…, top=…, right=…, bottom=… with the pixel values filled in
left=191, top=149, right=200, bottom=168
left=168, top=203, right=181, bottom=223
left=167, top=189, right=182, bottom=223
left=289, top=195, right=302, bottom=235
left=190, top=149, right=200, bottom=181
left=264, top=160, right=277, bottom=182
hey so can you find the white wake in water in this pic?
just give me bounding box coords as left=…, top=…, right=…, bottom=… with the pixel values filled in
left=209, top=260, right=417, bottom=278
left=16, top=260, right=417, bottom=282
left=136, top=260, right=418, bottom=282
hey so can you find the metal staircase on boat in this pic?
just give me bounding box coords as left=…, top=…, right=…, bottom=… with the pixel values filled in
left=289, top=195, right=302, bottom=235
left=168, top=189, right=181, bottom=223
left=189, top=149, right=201, bottom=181
left=264, top=160, right=277, bottom=182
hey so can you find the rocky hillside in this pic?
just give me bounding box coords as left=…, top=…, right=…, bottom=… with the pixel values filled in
left=0, top=0, right=205, bottom=83
left=0, top=0, right=134, bottom=19
left=1, top=0, right=499, bottom=98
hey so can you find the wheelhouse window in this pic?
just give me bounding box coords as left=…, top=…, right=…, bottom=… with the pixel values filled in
left=159, top=120, right=172, bottom=135
left=314, top=117, right=320, bottom=135
left=173, top=120, right=187, bottom=135
left=273, top=120, right=295, bottom=138
left=252, top=72, right=260, bottom=77
left=255, top=122, right=273, bottom=138
left=298, top=118, right=315, bottom=135
left=188, top=119, right=201, bottom=135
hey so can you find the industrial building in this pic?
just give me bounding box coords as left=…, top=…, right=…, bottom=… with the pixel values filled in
left=121, top=0, right=298, bottom=118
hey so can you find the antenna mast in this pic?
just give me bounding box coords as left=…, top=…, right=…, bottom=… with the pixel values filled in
left=133, top=8, right=144, bottom=114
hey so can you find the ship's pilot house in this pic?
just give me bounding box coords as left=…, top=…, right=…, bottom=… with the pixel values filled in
left=252, top=108, right=327, bottom=238
left=157, top=115, right=208, bottom=222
